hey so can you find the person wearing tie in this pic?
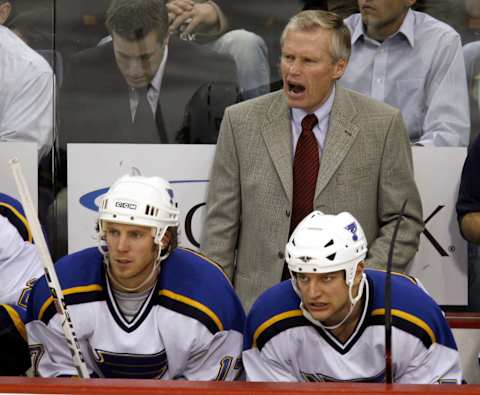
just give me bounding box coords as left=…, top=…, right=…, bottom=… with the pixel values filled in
left=202, top=10, right=423, bottom=311
left=58, top=0, right=237, bottom=149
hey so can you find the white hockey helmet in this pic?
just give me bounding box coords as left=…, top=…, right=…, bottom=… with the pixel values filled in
left=98, top=174, right=179, bottom=246
left=286, top=210, right=367, bottom=286
left=286, top=211, right=368, bottom=329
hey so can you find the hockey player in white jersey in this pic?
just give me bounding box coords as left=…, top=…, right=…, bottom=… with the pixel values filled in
left=0, top=207, right=42, bottom=375
left=0, top=214, right=42, bottom=306
left=243, top=211, right=462, bottom=383
left=26, top=174, right=245, bottom=379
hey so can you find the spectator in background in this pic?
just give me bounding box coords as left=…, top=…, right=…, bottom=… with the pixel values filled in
left=202, top=10, right=423, bottom=311
left=167, top=0, right=270, bottom=99
left=339, top=0, right=470, bottom=146
left=58, top=0, right=237, bottom=148
left=457, top=134, right=480, bottom=310
left=0, top=24, right=54, bottom=160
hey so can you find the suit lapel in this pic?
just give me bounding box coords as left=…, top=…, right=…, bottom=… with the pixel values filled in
left=315, top=86, right=360, bottom=200
left=261, top=92, right=294, bottom=202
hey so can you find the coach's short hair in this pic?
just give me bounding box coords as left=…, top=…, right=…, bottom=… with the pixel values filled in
left=106, top=0, right=169, bottom=42
left=281, top=10, right=351, bottom=64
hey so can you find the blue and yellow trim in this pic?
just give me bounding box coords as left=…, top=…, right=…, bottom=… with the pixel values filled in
left=38, top=284, right=104, bottom=322
left=2, top=305, right=27, bottom=342
left=159, top=289, right=223, bottom=332
left=367, top=269, right=418, bottom=285
left=0, top=202, right=32, bottom=242
left=253, top=309, right=304, bottom=349
left=371, top=308, right=436, bottom=345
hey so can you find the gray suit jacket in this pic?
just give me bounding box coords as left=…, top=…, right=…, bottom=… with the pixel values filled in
left=202, top=85, right=424, bottom=311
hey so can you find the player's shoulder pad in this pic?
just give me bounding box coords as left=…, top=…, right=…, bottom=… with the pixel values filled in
left=366, top=269, right=456, bottom=350
left=157, top=248, right=245, bottom=335
left=27, top=247, right=105, bottom=325
left=244, top=280, right=308, bottom=351
left=0, top=304, right=27, bottom=342
left=0, top=192, right=31, bottom=242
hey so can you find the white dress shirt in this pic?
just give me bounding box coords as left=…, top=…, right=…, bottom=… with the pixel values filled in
left=129, top=46, right=169, bottom=121
left=0, top=25, right=54, bottom=159
left=340, top=10, right=470, bottom=147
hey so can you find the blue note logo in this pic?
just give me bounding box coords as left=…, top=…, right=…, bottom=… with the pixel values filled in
left=345, top=222, right=359, bottom=241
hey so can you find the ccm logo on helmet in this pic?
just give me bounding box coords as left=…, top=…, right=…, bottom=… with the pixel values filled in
left=115, top=202, right=137, bottom=210
left=345, top=222, right=359, bottom=241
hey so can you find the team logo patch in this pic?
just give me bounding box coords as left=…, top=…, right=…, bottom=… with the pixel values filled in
left=115, top=201, right=137, bottom=210
left=94, top=349, right=168, bottom=379
left=345, top=222, right=359, bottom=241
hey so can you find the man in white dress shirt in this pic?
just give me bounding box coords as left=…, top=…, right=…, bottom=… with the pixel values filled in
left=339, top=0, right=470, bottom=146
left=0, top=24, right=54, bottom=159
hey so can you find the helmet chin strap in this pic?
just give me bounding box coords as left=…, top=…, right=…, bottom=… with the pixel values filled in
left=106, top=256, right=160, bottom=293
left=300, top=272, right=366, bottom=331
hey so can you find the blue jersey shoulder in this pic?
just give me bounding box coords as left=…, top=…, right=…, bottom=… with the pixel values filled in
left=0, top=304, right=27, bottom=340
left=27, top=247, right=105, bottom=324
left=158, top=248, right=245, bottom=334
left=0, top=192, right=31, bottom=242
left=0, top=193, right=25, bottom=216
left=366, top=269, right=456, bottom=350
left=244, top=280, right=307, bottom=350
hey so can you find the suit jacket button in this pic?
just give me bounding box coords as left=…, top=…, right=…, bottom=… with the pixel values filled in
left=278, top=251, right=284, bottom=259
left=286, top=210, right=291, bottom=217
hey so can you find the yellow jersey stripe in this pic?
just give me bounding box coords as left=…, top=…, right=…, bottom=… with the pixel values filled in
left=0, top=202, right=32, bottom=242
left=367, top=269, right=417, bottom=285
left=159, top=289, right=224, bottom=332
left=3, top=305, right=27, bottom=342
left=39, top=284, right=103, bottom=321
left=253, top=310, right=304, bottom=348
left=371, top=308, right=436, bottom=344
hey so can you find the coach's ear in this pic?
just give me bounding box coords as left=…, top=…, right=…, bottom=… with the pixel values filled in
left=0, top=2, right=12, bottom=25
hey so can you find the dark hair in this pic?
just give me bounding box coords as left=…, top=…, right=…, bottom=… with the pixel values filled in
left=106, top=0, right=169, bottom=42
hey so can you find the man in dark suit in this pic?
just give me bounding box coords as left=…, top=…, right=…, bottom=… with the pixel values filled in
left=58, top=0, right=237, bottom=148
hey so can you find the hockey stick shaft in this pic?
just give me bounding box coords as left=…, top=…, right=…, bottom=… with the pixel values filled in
left=385, top=199, right=408, bottom=384
left=9, top=158, right=90, bottom=378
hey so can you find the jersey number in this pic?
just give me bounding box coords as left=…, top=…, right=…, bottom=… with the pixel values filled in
left=216, top=356, right=242, bottom=381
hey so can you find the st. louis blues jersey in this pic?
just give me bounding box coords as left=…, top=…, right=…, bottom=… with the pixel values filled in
left=243, top=270, right=462, bottom=383
left=0, top=192, right=31, bottom=242
left=0, top=215, right=42, bottom=306
left=26, top=247, right=245, bottom=379
left=0, top=304, right=31, bottom=375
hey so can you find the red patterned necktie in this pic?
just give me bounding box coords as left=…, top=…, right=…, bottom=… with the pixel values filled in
left=289, top=113, right=319, bottom=235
